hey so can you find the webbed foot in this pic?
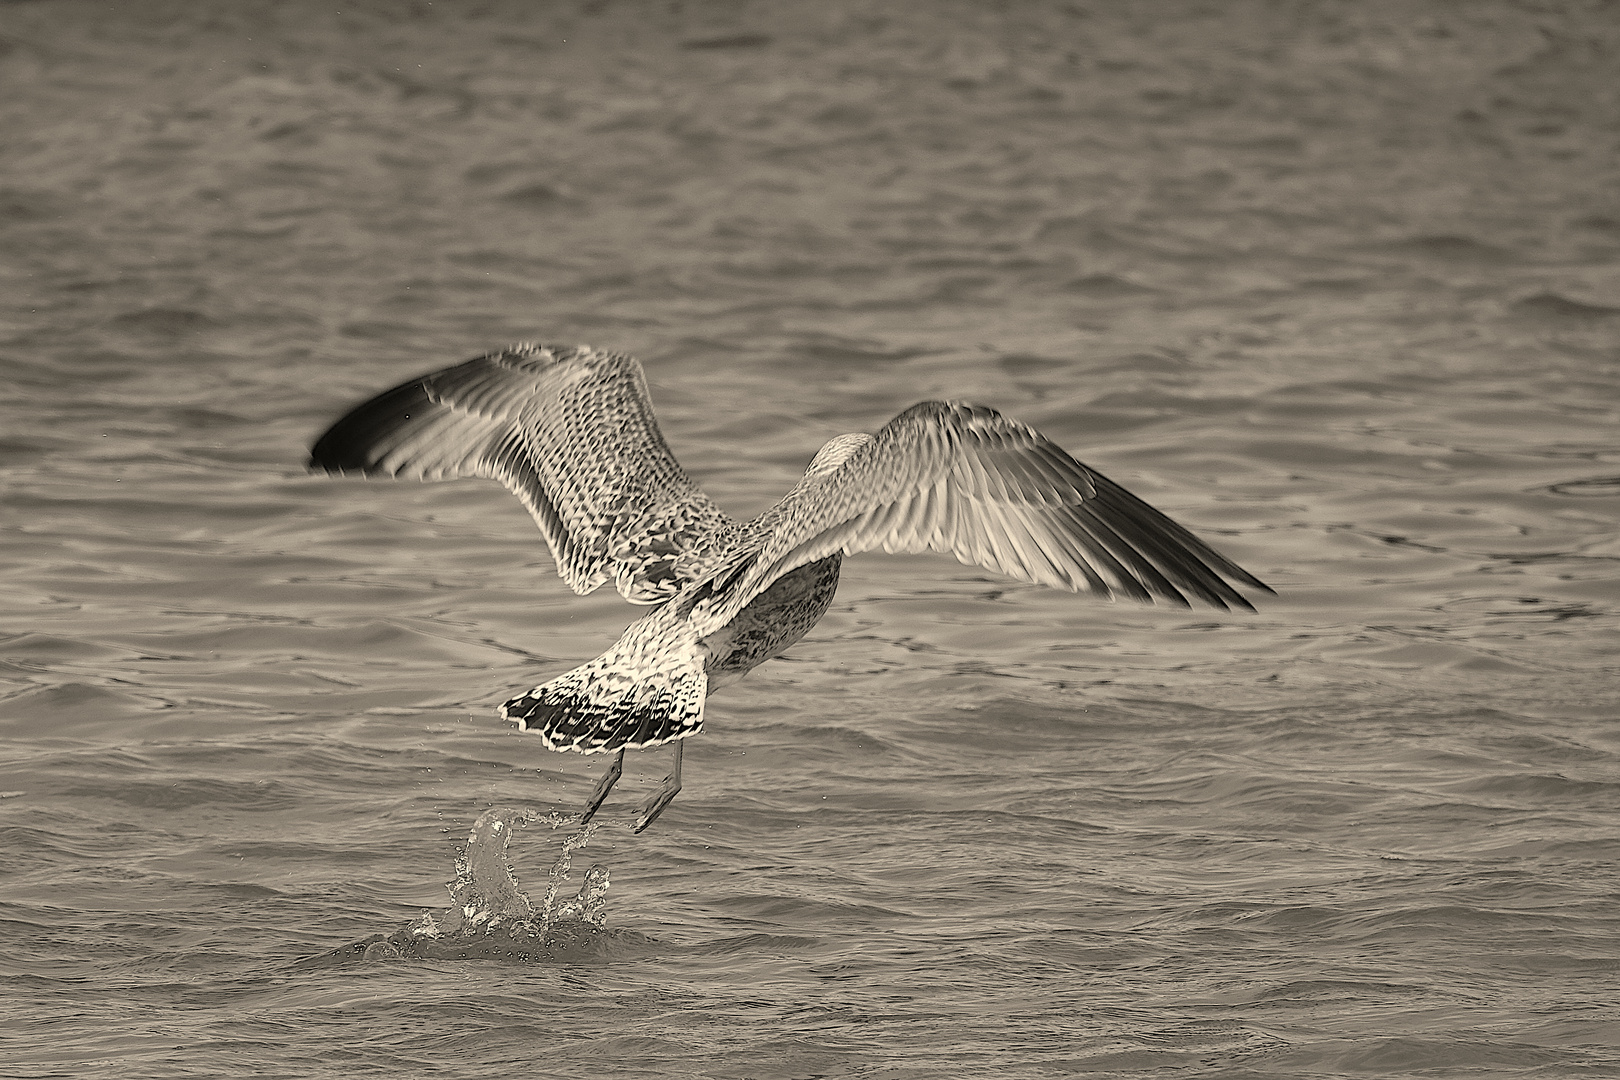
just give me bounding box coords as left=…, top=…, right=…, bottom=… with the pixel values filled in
left=632, top=742, right=683, bottom=833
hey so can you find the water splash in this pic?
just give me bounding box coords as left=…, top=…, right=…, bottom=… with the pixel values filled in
left=438, top=807, right=607, bottom=940
left=300, top=807, right=632, bottom=966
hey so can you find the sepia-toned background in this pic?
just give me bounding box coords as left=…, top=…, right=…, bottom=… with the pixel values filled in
left=2, top=1, right=1617, bottom=1075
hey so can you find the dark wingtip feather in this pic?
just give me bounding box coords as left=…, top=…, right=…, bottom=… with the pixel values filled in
left=308, top=379, right=434, bottom=475
left=1081, top=472, right=1272, bottom=612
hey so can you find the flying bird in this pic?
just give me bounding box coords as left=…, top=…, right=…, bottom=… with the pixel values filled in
left=310, top=343, right=1270, bottom=831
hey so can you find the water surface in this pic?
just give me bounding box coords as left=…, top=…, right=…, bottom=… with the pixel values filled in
left=2, top=2, right=1618, bottom=1077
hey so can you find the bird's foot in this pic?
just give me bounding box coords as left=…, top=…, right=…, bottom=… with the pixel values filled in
left=578, top=749, right=624, bottom=825
left=632, top=773, right=682, bottom=834
left=632, top=741, right=684, bottom=833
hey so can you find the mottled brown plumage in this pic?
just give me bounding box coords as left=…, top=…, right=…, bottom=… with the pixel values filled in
left=310, top=342, right=1270, bottom=830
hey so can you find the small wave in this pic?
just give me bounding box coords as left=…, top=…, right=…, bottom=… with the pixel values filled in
left=1305, top=1034, right=1588, bottom=1073
left=0, top=681, right=152, bottom=725
left=1059, top=273, right=1157, bottom=298
left=1511, top=292, right=1620, bottom=321
left=1449, top=771, right=1619, bottom=802
left=681, top=33, right=771, bottom=50
left=107, top=308, right=218, bottom=335
left=1545, top=475, right=1620, bottom=497
left=1246, top=978, right=1431, bottom=1006
left=496, top=182, right=581, bottom=210
left=66, top=776, right=300, bottom=813
left=1371, top=234, right=1519, bottom=263
left=703, top=932, right=820, bottom=954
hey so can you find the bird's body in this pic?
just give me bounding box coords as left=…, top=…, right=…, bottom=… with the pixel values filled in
left=310, top=343, right=1270, bottom=830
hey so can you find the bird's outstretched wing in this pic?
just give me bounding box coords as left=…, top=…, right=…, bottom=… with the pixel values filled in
left=704, top=401, right=1270, bottom=624
left=309, top=343, right=737, bottom=604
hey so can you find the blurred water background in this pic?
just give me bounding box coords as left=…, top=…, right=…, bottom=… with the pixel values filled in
left=2, top=1, right=1619, bottom=1076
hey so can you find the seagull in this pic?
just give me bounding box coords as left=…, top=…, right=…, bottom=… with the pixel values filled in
left=310, top=343, right=1270, bottom=831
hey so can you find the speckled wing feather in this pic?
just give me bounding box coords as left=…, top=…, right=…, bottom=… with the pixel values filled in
left=309, top=343, right=737, bottom=603
left=701, top=401, right=1271, bottom=628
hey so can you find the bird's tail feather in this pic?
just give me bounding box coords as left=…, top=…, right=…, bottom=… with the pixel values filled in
left=500, top=612, right=707, bottom=753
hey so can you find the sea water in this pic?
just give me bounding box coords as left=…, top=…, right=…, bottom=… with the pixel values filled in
left=2, top=2, right=1618, bottom=1077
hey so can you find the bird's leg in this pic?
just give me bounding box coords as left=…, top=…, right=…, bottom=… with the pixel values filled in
left=633, top=740, right=683, bottom=834
left=579, top=749, right=624, bottom=825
